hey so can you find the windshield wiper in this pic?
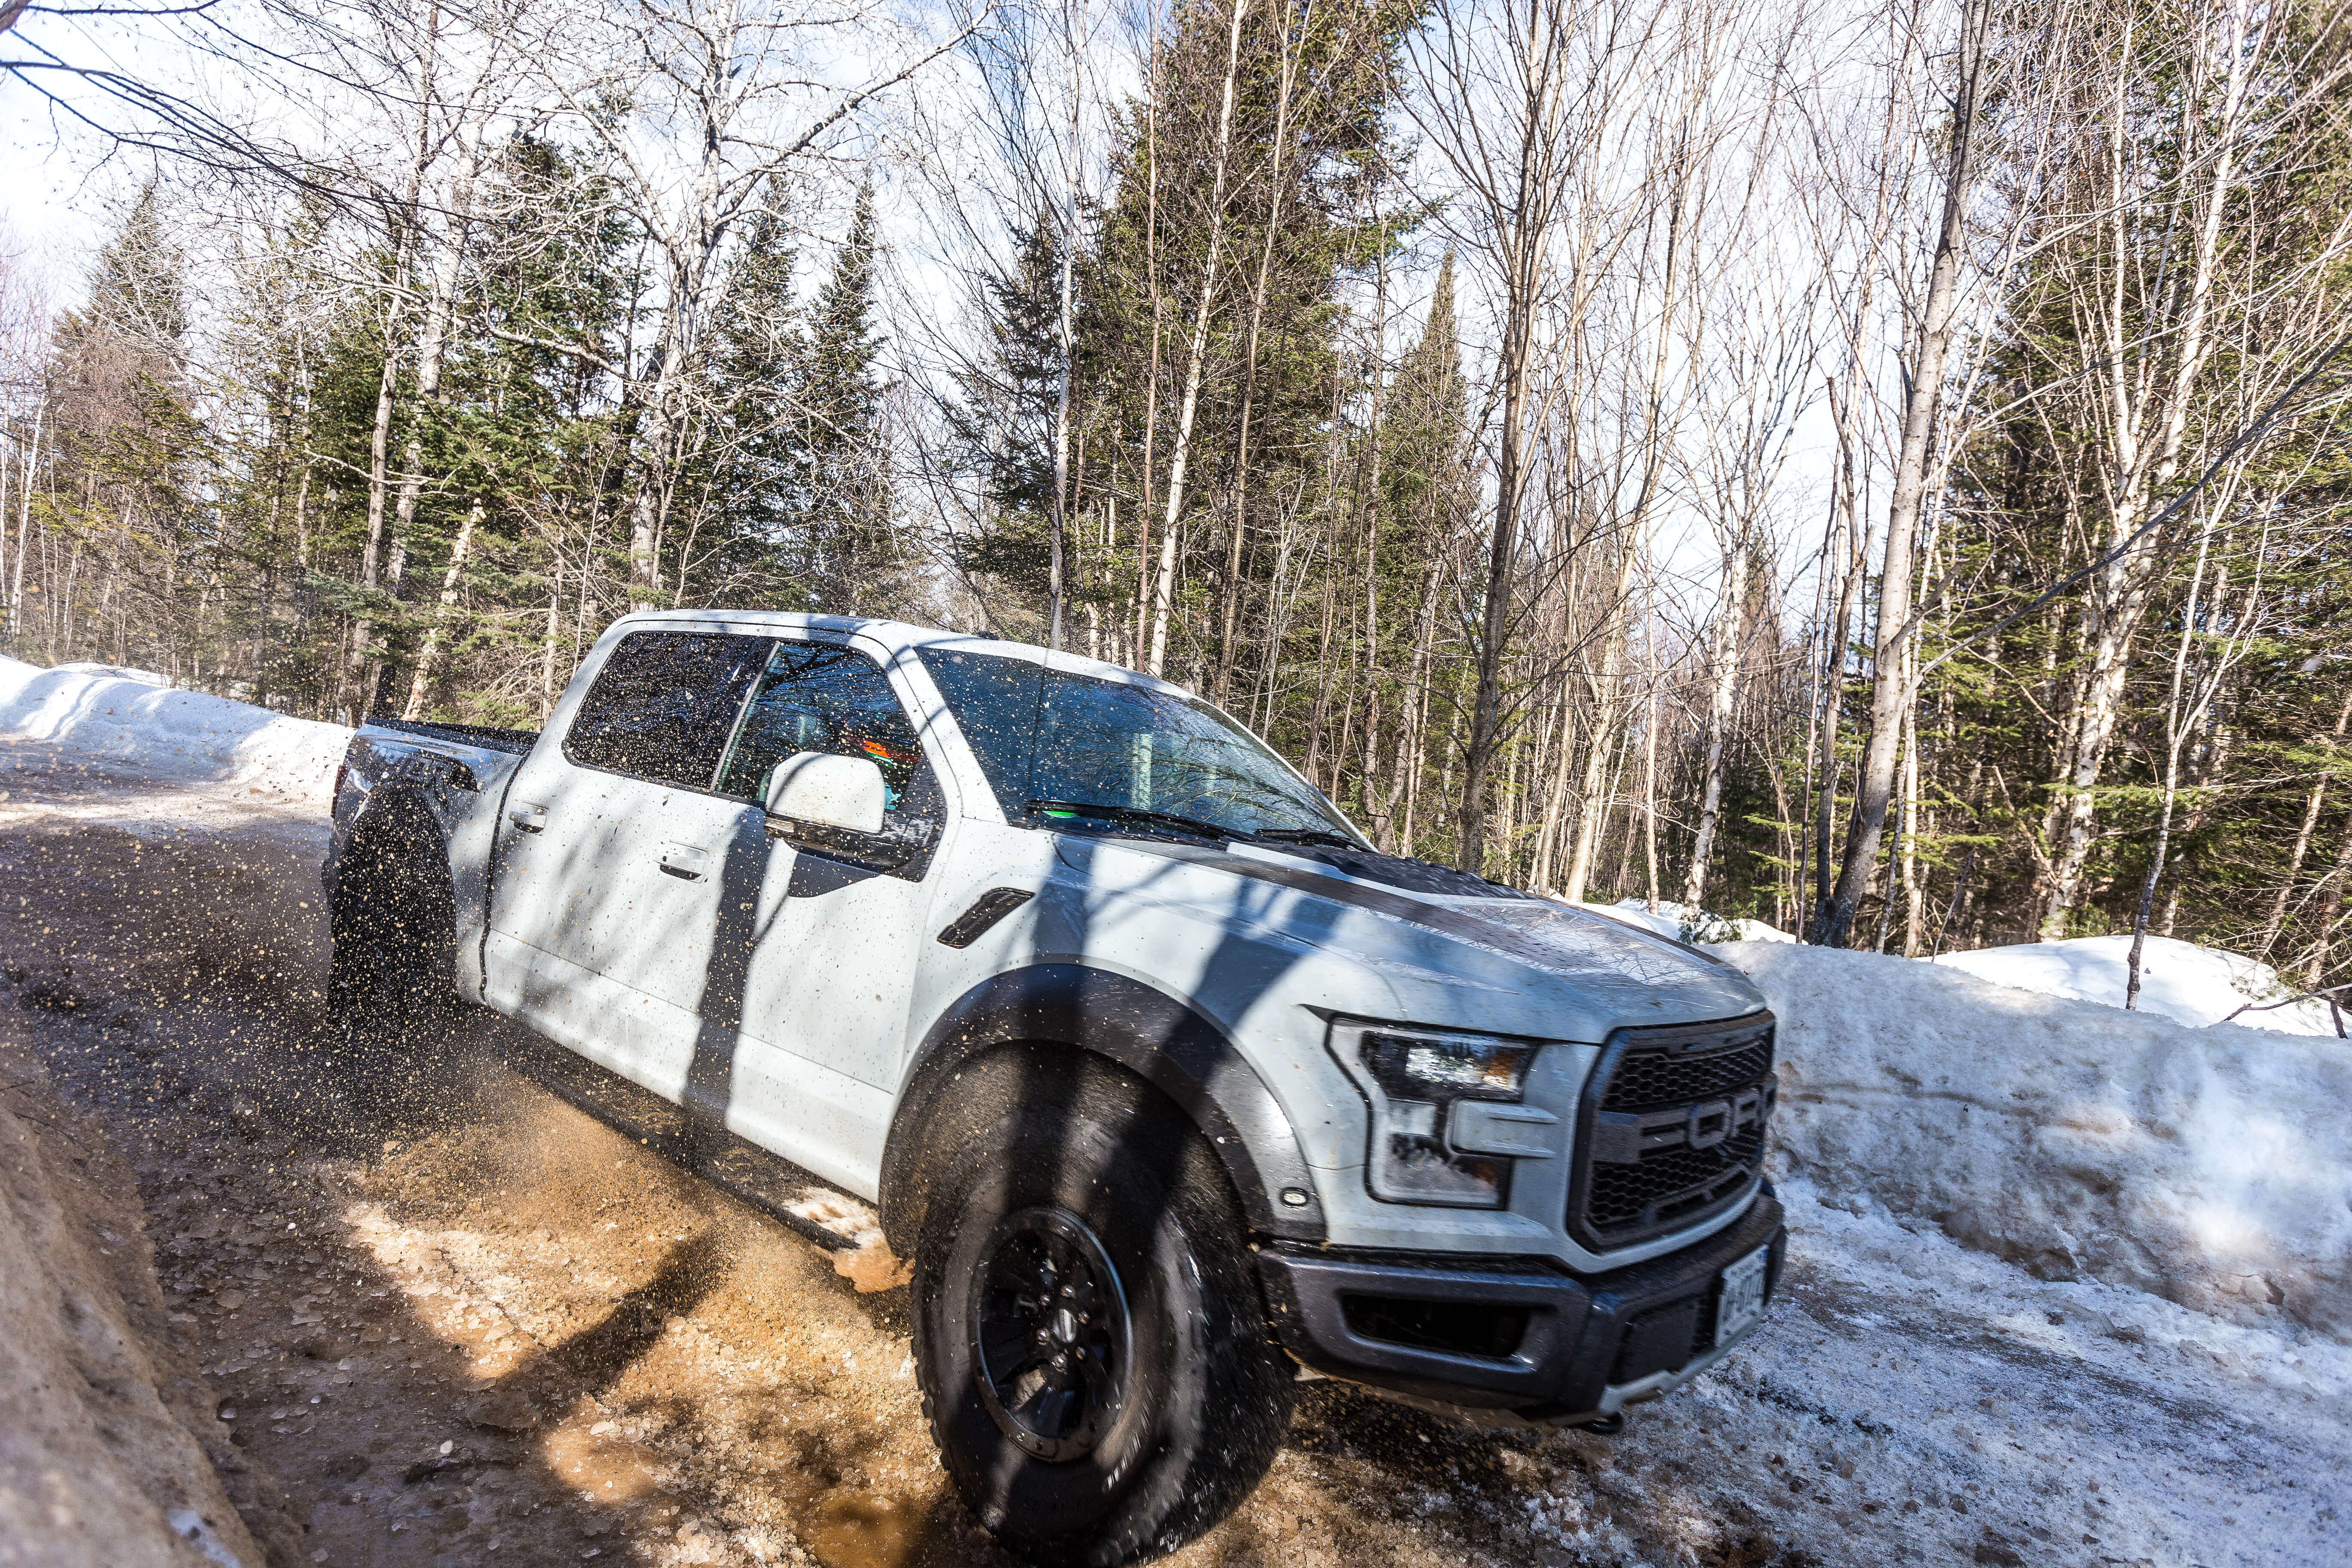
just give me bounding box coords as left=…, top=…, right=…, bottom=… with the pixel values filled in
left=1026, top=799, right=1246, bottom=844
left=1250, top=827, right=1365, bottom=849
left=1026, top=800, right=1369, bottom=852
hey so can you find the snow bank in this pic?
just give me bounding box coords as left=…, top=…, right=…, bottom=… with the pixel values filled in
left=51, top=661, right=174, bottom=686
left=1577, top=897, right=1795, bottom=946
left=1726, top=942, right=2352, bottom=1340
left=1937, top=932, right=2342, bottom=1037
left=0, top=656, right=349, bottom=808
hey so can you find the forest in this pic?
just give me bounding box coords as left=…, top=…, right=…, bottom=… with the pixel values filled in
left=1, top=0, right=2347, bottom=982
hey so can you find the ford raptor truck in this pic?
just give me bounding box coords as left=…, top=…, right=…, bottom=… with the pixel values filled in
left=323, top=610, right=1784, bottom=1564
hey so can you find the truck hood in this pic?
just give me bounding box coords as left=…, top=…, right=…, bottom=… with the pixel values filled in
left=1054, top=835, right=1766, bottom=1041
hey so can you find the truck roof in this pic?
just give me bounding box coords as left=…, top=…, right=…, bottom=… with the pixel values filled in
left=609, top=608, right=1201, bottom=701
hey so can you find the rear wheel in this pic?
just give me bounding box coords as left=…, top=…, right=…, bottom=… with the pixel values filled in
left=911, top=1057, right=1293, bottom=1565
left=328, top=807, right=459, bottom=1062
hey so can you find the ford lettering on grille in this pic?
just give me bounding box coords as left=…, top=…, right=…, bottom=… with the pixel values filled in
left=1570, top=1016, right=1777, bottom=1249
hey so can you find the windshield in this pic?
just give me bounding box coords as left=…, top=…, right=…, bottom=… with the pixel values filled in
left=916, top=647, right=1363, bottom=845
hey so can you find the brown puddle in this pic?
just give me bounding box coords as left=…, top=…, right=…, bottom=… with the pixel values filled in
left=805, top=1489, right=949, bottom=1568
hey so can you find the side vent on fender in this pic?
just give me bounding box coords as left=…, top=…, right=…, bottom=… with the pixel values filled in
left=936, top=888, right=1035, bottom=949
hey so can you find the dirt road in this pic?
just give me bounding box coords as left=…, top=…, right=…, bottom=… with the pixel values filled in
left=2, top=745, right=2343, bottom=1568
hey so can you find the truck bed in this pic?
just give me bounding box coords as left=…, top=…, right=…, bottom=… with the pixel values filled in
left=362, top=717, right=538, bottom=754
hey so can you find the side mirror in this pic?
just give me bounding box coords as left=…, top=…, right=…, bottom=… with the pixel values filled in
left=763, top=751, right=887, bottom=836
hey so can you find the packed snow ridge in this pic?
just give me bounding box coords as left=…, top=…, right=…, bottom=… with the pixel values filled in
left=0, top=656, right=347, bottom=809
left=1728, top=943, right=2351, bottom=1341
left=4, top=656, right=2346, bottom=1347
left=1938, top=932, right=2344, bottom=1036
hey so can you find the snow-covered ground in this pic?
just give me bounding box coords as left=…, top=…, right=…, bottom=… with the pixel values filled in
left=0, top=655, right=348, bottom=809
left=1938, top=933, right=2345, bottom=1036
left=3, top=658, right=2348, bottom=1566
left=1578, top=896, right=1796, bottom=946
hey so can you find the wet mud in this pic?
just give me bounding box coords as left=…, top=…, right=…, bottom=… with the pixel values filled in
left=1, top=750, right=2342, bottom=1567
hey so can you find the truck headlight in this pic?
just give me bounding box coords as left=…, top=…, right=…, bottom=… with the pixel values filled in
left=1329, top=1020, right=1550, bottom=1208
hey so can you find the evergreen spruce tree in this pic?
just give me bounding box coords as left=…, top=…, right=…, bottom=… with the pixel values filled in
left=42, top=184, right=204, bottom=671
left=948, top=210, right=1069, bottom=622
left=790, top=179, right=898, bottom=613
left=694, top=178, right=805, bottom=603
left=78, top=185, right=190, bottom=353
left=1384, top=251, right=1469, bottom=544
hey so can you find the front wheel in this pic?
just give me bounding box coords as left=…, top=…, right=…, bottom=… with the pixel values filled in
left=911, top=1059, right=1294, bottom=1565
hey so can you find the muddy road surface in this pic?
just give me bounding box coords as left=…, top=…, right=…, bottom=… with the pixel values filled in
left=2, top=743, right=2343, bottom=1568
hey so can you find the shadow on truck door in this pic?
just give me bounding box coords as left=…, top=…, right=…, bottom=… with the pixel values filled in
left=678, top=816, right=770, bottom=1153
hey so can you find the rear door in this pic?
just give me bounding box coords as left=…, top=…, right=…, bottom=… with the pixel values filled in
left=486, top=629, right=768, bottom=1089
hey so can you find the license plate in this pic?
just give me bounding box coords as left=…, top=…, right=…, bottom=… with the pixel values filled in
left=1714, top=1244, right=1771, bottom=1348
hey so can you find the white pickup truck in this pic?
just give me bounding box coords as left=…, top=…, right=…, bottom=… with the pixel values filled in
left=325, top=610, right=1783, bottom=1564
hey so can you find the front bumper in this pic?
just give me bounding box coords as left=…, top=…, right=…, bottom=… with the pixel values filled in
left=1257, top=1190, right=1784, bottom=1423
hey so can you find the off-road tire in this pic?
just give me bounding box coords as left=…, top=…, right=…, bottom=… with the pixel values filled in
left=911, top=1054, right=1294, bottom=1565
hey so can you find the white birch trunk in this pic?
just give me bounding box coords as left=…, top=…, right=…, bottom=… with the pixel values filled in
left=1680, top=532, right=1749, bottom=906
left=1148, top=0, right=1251, bottom=677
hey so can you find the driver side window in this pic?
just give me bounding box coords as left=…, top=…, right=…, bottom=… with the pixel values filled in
left=715, top=640, right=939, bottom=824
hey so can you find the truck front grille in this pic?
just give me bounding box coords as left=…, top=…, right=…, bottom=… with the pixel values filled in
left=1600, top=1033, right=1773, bottom=1112
left=1570, top=1016, right=1776, bottom=1251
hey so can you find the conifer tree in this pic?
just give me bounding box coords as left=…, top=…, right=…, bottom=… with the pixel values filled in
left=949, top=210, right=1069, bottom=623
left=42, top=185, right=203, bottom=671
left=790, top=179, right=898, bottom=612
left=682, top=177, right=808, bottom=606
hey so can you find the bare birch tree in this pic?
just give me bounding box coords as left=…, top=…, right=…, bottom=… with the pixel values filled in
left=527, top=0, right=988, bottom=610
left=1818, top=0, right=1994, bottom=946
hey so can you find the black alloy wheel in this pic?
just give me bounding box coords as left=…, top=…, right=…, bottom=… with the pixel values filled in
left=912, top=1052, right=1295, bottom=1566
left=971, top=1207, right=1133, bottom=1462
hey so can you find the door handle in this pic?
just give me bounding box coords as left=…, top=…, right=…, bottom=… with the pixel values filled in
left=659, top=844, right=709, bottom=880
left=508, top=805, right=548, bottom=833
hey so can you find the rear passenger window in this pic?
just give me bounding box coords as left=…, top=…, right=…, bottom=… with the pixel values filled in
left=565, top=631, right=769, bottom=787
left=716, top=640, right=937, bottom=821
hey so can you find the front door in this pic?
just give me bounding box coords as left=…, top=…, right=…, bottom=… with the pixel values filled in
left=681, top=636, right=951, bottom=1196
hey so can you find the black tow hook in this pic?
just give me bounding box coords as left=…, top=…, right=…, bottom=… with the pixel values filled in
left=1568, top=1412, right=1626, bottom=1436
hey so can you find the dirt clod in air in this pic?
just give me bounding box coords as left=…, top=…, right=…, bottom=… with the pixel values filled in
left=833, top=1238, right=915, bottom=1295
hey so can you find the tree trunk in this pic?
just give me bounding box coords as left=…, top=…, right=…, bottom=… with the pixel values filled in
left=1680, top=531, right=1749, bottom=906
left=7, top=398, right=38, bottom=655
left=2305, top=814, right=2352, bottom=990
left=541, top=577, right=561, bottom=722
left=376, top=119, right=488, bottom=713
left=1642, top=658, right=1660, bottom=915
left=1147, top=0, right=1250, bottom=678
left=2258, top=687, right=2352, bottom=956
left=1900, top=687, right=1923, bottom=956
left=1216, top=3, right=1302, bottom=700
left=349, top=3, right=442, bottom=717
left=401, top=496, right=481, bottom=720
left=1047, top=0, right=1086, bottom=651
left=1821, top=0, right=1989, bottom=947
left=352, top=332, right=403, bottom=714
left=1563, top=533, right=1645, bottom=903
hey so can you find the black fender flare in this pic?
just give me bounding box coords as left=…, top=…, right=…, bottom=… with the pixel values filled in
left=323, top=738, right=464, bottom=904
left=879, top=964, right=1327, bottom=1250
